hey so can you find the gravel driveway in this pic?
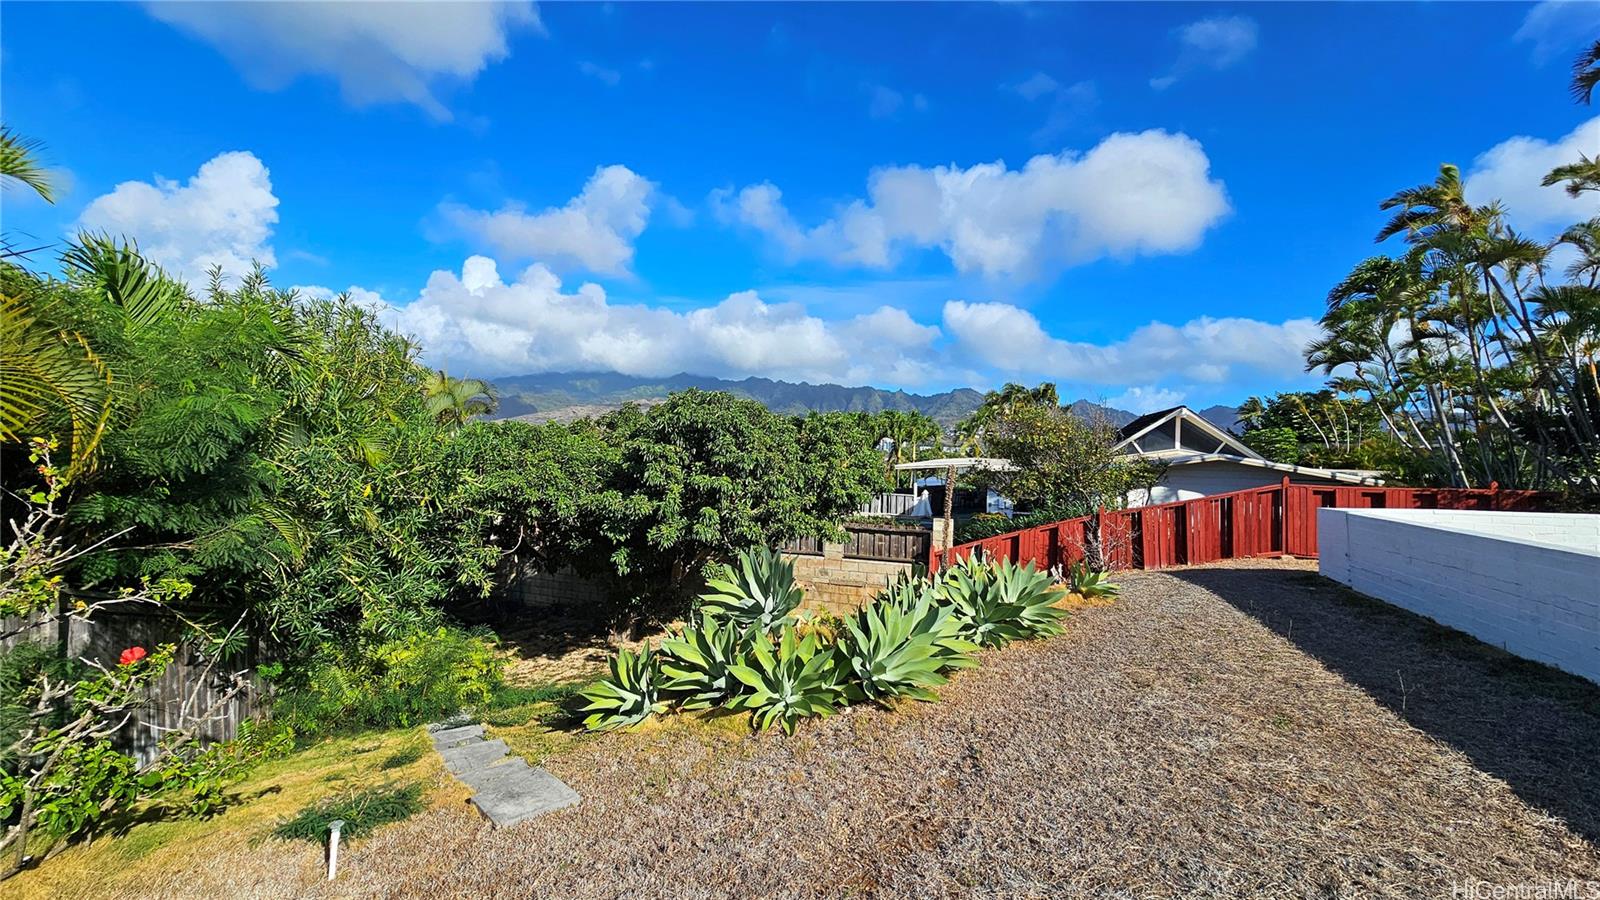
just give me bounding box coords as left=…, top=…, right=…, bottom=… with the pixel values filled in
left=129, top=560, right=1600, bottom=899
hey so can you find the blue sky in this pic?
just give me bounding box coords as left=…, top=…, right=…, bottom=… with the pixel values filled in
left=4, top=1, right=1599, bottom=410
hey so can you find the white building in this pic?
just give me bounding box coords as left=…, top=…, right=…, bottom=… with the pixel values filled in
left=1116, top=406, right=1383, bottom=507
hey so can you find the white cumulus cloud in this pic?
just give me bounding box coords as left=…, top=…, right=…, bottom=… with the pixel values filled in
left=77, top=151, right=279, bottom=286
left=942, top=300, right=1319, bottom=387
left=1108, top=386, right=1187, bottom=414
left=1515, top=1, right=1600, bottom=63
left=440, top=165, right=656, bottom=276
left=145, top=0, right=540, bottom=120
left=714, top=130, right=1230, bottom=279
left=370, top=256, right=942, bottom=384
left=1465, top=116, right=1600, bottom=231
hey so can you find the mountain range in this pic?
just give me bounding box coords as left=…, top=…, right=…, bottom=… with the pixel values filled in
left=489, top=371, right=1240, bottom=433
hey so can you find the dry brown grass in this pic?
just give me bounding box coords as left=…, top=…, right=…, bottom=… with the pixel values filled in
left=10, top=559, right=1599, bottom=899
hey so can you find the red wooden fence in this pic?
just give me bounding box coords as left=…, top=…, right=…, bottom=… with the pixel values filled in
left=932, top=478, right=1553, bottom=573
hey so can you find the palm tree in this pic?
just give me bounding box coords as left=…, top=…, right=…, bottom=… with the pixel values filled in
left=0, top=294, right=113, bottom=475
left=1376, top=164, right=1494, bottom=245
left=1544, top=40, right=1600, bottom=198
left=0, top=130, right=117, bottom=476
left=421, top=369, right=498, bottom=427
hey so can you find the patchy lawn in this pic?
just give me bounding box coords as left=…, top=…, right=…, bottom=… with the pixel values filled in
left=11, top=560, right=1600, bottom=898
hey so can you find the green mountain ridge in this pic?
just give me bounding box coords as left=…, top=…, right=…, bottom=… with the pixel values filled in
left=490, top=371, right=1242, bottom=433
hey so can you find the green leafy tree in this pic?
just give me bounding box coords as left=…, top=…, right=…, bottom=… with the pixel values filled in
left=1236, top=390, right=1390, bottom=468
left=977, top=392, right=1159, bottom=569
left=574, top=391, right=885, bottom=622
left=954, top=382, right=1060, bottom=457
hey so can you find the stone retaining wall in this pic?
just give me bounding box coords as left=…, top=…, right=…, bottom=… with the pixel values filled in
left=787, top=542, right=913, bottom=616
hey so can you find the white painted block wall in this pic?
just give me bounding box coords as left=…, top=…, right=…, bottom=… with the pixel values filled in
left=1318, top=508, right=1600, bottom=684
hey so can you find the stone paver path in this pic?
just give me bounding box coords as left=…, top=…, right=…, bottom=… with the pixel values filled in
left=427, top=723, right=579, bottom=826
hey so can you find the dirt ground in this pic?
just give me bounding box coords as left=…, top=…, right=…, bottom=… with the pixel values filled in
left=24, top=559, right=1600, bottom=899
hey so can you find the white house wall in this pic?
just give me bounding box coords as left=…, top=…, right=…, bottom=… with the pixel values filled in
left=1318, top=508, right=1600, bottom=685
left=1127, top=460, right=1326, bottom=506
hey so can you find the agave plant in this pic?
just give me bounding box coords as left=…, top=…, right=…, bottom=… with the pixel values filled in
left=725, top=624, right=844, bottom=734
left=935, top=554, right=1064, bottom=647
left=659, top=615, right=749, bottom=710
left=838, top=590, right=977, bottom=706
left=877, top=579, right=978, bottom=667
left=698, top=546, right=806, bottom=633
left=578, top=645, right=668, bottom=731
left=1066, top=560, right=1121, bottom=599
left=934, top=552, right=1021, bottom=648
left=990, top=558, right=1068, bottom=639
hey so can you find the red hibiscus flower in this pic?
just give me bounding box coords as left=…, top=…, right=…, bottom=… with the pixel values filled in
left=119, top=646, right=147, bottom=666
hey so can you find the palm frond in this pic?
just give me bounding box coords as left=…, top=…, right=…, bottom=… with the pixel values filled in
left=0, top=126, right=54, bottom=203
left=0, top=293, right=114, bottom=474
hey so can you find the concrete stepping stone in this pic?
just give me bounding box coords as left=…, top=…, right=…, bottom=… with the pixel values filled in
left=430, top=724, right=485, bottom=749
left=425, top=719, right=581, bottom=827
left=439, top=737, right=509, bottom=773
left=469, top=766, right=580, bottom=827
left=457, top=757, right=534, bottom=791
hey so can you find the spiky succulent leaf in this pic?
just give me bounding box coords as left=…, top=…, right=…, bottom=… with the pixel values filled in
left=725, top=624, right=844, bottom=734
left=578, top=645, right=667, bottom=731
left=838, top=591, right=975, bottom=706
left=698, top=546, right=806, bottom=633
left=659, top=615, right=750, bottom=709
left=991, top=558, right=1068, bottom=639
left=1067, top=561, right=1120, bottom=598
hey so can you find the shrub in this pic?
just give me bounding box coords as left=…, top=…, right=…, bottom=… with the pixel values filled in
left=272, top=783, right=425, bottom=843
left=275, top=626, right=503, bottom=738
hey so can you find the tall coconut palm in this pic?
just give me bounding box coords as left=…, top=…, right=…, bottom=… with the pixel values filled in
left=421, top=369, right=498, bottom=427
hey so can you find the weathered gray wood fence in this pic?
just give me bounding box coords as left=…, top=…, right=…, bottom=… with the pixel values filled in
left=2, top=608, right=264, bottom=764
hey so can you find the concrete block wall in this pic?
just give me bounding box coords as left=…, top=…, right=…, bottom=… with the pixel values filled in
left=787, top=542, right=913, bottom=616
left=1318, top=508, right=1600, bottom=684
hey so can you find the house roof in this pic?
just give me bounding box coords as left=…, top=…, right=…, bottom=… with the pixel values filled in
left=1160, top=453, right=1385, bottom=485
left=892, top=456, right=1016, bottom=472
left=1115, top=406, right=1186, bottom=441
left=1114, top=406, right=1262, bottom=460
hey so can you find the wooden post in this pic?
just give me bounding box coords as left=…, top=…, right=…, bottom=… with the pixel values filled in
left=1280, top=475, right=1291, bottom=556
left=942, top=463, right=956, bottom=523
